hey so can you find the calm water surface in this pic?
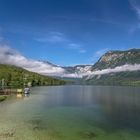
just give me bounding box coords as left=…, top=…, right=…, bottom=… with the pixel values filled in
left=0, top=85, right=140, bottom=140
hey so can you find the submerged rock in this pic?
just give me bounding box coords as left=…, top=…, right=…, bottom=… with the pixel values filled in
left=28, top=119, right=47, bottom=131
left=0, top=130, right=15, bottom=138
left=79, top=131, right=97, bottom=138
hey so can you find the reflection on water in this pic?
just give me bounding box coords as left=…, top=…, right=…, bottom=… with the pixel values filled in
left=16, top=93, right=30, bottom=99
left=16, top=94, right=22, bottom=98
left=91, top=86, right=140, bottom=130
left=35, top=86, right=140, bottom=130
left=0, top=85, right=140, bottom=140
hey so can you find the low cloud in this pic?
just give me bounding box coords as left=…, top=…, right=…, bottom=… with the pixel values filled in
left=62, top=73, right=83, bottom=78
left=86, top=64, right=140, bottom=79
left=0, top=45, right=65, bottom=76
left=0, top=45, right=140, bottom=79
left=62, top=64, right=140, bottom=78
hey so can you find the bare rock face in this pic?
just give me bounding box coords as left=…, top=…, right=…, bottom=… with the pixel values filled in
left=91, top=49, right=140, bottom=71
left=99, top=52, right=124, bottom=62
left=85, top=49, right=140, bottom=86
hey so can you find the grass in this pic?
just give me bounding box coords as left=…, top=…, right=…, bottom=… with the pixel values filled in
left=0, top=95, right=7, bottom=102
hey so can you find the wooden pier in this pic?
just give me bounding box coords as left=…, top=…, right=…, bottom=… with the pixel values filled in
left=0, top=89, right=21, bottom=95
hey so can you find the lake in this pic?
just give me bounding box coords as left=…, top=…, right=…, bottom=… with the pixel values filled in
left=0, top=85, right=140, bottom=140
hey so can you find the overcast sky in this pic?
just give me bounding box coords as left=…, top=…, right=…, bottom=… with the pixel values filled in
left=0, top=0, right=140, bottom=66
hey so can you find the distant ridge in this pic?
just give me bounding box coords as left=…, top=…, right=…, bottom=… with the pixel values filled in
left=91, top=48, right=140, bottom=70
left=85, top=49, right=140, bottom=86
left=0, top=64, right=66, bottom=88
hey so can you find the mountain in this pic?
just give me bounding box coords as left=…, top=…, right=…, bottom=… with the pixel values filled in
left=91, top=49, right=140, bottom=70
left=85, top=49, right=140, bottom=86
left=0, top=64, right=66, bottom=88
left=86, top=71, right=140, bottom=86
left=0, top=46, right=92, bottom=78
left=40, top=60, right=60, bottom=67
left=62, top=65, right=92, bottom=78
left=63, top=65, right=92, bottom=73
left=0, top=47, right=66, bottom=77
left=1, top=46, right=140, bottom=86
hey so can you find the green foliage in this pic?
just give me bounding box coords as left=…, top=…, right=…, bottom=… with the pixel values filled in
left=0, top=64, right=66, bottom=88
left=86, top=71, right=140, bottom=86
left=0, top=96, right=7, bottom=102
left=87, top=49, right=140, bottom=86
left=92, top=49, right=140, bottom=70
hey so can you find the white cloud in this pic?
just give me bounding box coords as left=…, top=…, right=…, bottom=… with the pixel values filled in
left=68, top=43, right=86, bottom=53
left=0, top=45, right=86, bottom=78
left=0, top=45, right=65, bottom=76
left=36, top=32, right=86, bottom=53
left=86, top=64, right=140, bottom=79
left=68, top=43, right=81, bottom=49
left=45, top=35, right=66, bottom=43
left=62, top=73, right=83, bottom=78
left=36, top=32, right=67, bottom=43
left=1, top=45, right=139, bottom=79
left=129, top=0, right=140, bottom=19
left=79, top=49, right=86, bottom=53
left=62, top=63, right=140, bottom=79
left=128, top=0, right=140, bottom=32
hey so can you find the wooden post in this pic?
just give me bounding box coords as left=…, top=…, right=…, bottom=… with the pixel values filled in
left=1, top=79, right=5, bottom=89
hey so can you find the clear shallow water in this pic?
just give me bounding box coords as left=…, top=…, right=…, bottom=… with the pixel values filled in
left=0, top=85, right=140, bottom=140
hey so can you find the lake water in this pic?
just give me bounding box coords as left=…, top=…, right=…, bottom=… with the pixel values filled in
left=0, top=85, right=140, bottom=140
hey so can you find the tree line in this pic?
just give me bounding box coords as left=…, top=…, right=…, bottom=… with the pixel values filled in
left=0, top=64, right=66, bottom=88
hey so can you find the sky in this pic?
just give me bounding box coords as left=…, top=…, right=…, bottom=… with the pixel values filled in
left=0, top=0, right=140, bottom=66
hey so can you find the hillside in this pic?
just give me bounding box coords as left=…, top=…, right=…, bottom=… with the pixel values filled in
left=1, top=48, right=140, bottom=86
left=63, top=65, right=92, bottom=76
left=85, top=49, right=140, bottom=86
left=0, top=64, right=66, bottom=88
left=86, top=71, right=140, bottom=86
left=91, top=49, right=140, bottom=70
